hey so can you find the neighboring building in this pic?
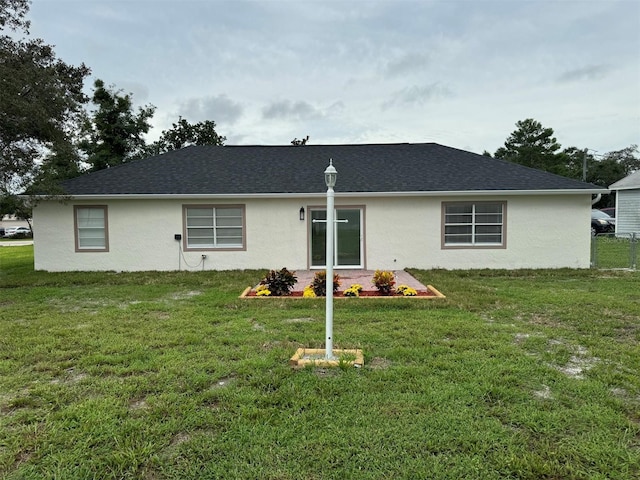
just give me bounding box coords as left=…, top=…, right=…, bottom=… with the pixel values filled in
left=609, top=170, right=640, bottom=236
left=32, top=143, right=606, bottom=272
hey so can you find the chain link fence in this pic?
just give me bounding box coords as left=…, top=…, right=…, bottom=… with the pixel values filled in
left=591, top=233, right=638, bottom=270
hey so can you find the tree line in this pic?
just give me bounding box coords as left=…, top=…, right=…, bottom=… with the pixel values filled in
left=485, top=118, right=638, bottom=208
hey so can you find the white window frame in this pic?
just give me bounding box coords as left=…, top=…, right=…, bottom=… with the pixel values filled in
left=442, top=201, right=506, bottom=248
left=74, top=205, right=109, bottom=252
left=183, top=204, right=246, bottom=251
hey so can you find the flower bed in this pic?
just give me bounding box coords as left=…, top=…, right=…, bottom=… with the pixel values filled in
left=240, top=285, right=445, bottom=299
left=241, top=268, right=446, bottom=299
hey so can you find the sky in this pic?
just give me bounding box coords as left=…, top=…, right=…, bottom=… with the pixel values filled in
left=28, top=0, right=640, bottom=155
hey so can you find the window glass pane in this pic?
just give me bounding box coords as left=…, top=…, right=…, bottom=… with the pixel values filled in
left=187, top=208, right=213, bottom=217
left=189, top=237, right=215, bottom=247
left=475, top=234, right=502, bottom=243
left=217, top=208, right=242, bottom=217
left=217, top=227, right=242, bottom=236
left=216, top=217, right=242, bottom=227
left=446, top=235, right=473, bottom=244
left=187, top=228, right=214, bottom=238
left=475, top=214, right=502, bottom=224
left=187, top=217, right=214, bottom=227
left=216, top=237, right=243, bottom=245
left=475, top=204, right=502, bottom=214
left=310, top=210, right=326, bottom=266
left=445, top=214, right=472, bottom=224
left=475, top=225, right=502, bottom=234
left=446, top=204, right=473, bottom=214
left=445, top=225, right=472, bottom=235
left=78, top=235, right=106, bottom=248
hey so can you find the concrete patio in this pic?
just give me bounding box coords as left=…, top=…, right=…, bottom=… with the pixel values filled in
left=290, top=269, right=428, bottom=293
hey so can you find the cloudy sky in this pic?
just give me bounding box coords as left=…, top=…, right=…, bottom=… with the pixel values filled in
left=29, top=0, right=639, bottom=155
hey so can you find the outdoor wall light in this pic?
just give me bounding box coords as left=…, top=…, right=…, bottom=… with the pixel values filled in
left=324, top=158, right=337, bottom=188
left=299, top=207, right=305, bottom=221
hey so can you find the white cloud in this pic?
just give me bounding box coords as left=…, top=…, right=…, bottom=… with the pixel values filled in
left=27, top=0, right=640, bottom=154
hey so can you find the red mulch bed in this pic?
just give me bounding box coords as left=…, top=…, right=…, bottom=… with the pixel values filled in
left=244, top=289, right=437, bottom=298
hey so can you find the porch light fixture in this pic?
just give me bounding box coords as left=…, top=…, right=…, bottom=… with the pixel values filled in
left=324, top=159, right=337, bottom=360
left=299, top=207, right=305, bottom=221
left=324, top=159, right=337, bottom=188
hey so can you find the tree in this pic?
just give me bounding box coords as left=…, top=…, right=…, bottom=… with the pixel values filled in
left=78, top=79, right=155, bottom=171
left=144, top=117, right=226, bottom=157
left=0, top=0, right=89, bottom=198
left=556, top=147, right=596, bottom=181
left=494, top=119, right=562, bottom=173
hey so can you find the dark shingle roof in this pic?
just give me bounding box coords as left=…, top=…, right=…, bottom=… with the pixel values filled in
left=61, top=143, right=601, bottom=195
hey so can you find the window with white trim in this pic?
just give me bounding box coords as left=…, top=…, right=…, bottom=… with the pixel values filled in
left=74, top=206, right=108, bottom=251
left=184, top=205, right=245, bottom=249
left=443, top=202, right=505, bottom=247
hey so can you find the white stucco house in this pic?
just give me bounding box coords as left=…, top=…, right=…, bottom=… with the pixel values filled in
left=32, top=143, right=606, bottom=272
left=609, top=170, right=640, bottom=236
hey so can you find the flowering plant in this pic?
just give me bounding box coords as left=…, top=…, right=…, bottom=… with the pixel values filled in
left=255, top=285, right=271, bottom=296
left=260, top=267, right=297, bottom=296
left=396, top=284, right=417, bottom=296
left=303, top=285, right=316, bottom=298
left=343, top=284, right=362, bottom=297
left=372, top=270, right=395, bottom=295
left=311, top=270, right=341, bottom=297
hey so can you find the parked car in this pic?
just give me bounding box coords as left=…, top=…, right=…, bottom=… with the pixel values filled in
left=591, top=209, right=615, bottom=235
left=599, top=207, right=615, bottom=218
left=3, top=226, right=32, bottom=238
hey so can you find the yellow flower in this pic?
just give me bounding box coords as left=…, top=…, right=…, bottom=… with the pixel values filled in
left=256, top=284, right=271, bottom=296
left=402, top=287, right=417, bottom=296
left=343, top=287, right=360, bottom=297
left=303, top=285, right=316, bottom=298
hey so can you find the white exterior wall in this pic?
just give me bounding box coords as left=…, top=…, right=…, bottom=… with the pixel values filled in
left=357, top=194, right=591, bottom=270
left=34, top=198, right=312, bottom=272
left=33, top=193, right=592, bottom=271
left=615, top=189, right=640, bottom=236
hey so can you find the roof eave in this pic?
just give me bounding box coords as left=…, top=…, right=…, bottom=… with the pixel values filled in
left=38, top=188, right=609, bottom=201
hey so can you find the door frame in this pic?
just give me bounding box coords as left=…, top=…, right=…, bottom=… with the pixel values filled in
left=307, top=205, right=366, bottom=269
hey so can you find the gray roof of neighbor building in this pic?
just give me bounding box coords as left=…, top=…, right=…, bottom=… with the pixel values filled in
left=61, top=143, right=603, bottom=196
left=609, top=170, right=640, bottom=190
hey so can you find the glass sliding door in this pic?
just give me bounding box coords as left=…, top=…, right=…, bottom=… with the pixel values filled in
left=310, top=208, right=363, bottom=268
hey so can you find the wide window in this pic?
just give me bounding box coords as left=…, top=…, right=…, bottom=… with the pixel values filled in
left=184, top=205, right=245, bottom=250
left=74, top=206, right=108, bottom=252
left=443, top=202, right=505, bottom=247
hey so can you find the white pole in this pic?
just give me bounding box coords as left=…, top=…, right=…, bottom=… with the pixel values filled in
left=325, top=180, right=335, bottom=360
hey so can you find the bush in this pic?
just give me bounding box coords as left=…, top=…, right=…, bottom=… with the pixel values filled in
left=260, top=267, right=297, bottom=296
left=311, top=270, right=341, bottom=297
left=396, top=284, right=417, bottom=296
left=372, top=270, right=395, bottom=295
left=343, top=284, right=363, bottom=297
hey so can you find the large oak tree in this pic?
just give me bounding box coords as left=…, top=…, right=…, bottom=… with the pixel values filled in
left=0, top=0, right=89, bottom=204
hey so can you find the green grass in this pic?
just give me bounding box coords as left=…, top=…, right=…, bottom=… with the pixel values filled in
left=592, top=235, right=638, bottom=269
left=1, top=246, right=639, bottom=479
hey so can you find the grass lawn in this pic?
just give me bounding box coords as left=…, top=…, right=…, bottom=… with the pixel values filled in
left=1, top=246, right=639, bottom=479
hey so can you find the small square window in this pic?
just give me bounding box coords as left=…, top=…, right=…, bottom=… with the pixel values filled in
left=74, top=206, right=109, bottom=252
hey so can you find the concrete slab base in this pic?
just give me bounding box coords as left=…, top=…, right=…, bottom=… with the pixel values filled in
left=289, top=348, right=364, bottom=369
